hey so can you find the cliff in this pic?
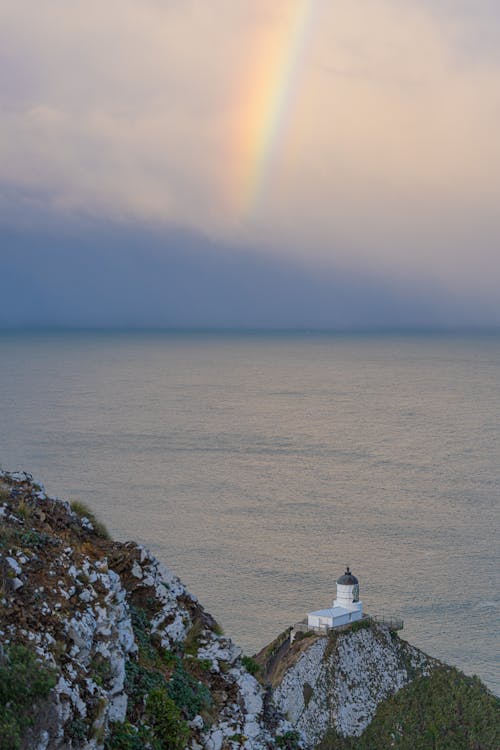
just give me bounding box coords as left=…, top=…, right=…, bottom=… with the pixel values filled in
left=0, top=471, right=295, bottom=750
left=255, top=623, right=435, bottom=746
left=1, top=470, right=498, bottom=750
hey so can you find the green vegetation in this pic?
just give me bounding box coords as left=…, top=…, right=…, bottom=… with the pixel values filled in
left=241, top=655, right=261, bottom=676
left=317, top=666, right=500, bottom=750
left=19, top=529, right=55, bottom=549
left=276, top=730, right=302, bottom=749
left=196, top=657, right=212, bottom=672
left=129, top=605, right=157, bottom=663
left=0, top=644, right=57, bottom=750
left=183, top=616, right=204, bottom=656
left=167, top=657, right=211, bottom=719
left=105, top=721, right=156, bottom=750
left=124, top=658, right=166, bottom=705
left=70, top=499, right=110, bottom=539
left=114, top=603, right=212, bottom=748
left=347, top=618, right=371, bottom=633
left=212, top=621, right=224, bottom=636
left=229, top=733, right=247, bottom=743
left=146, top=688, right=190, bottom=750
left=0, top=526, right=59, bottom=555
left=91, top=653, right=113, bottom=688
left=67, top=716, right=88, bottom=742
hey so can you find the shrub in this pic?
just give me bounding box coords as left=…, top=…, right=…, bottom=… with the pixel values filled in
left=197, top=658, right=212, bottom=672
left=105, top=721, right=156, bottom=750
left=67, top=717, right=88, bottom=742
left=91, top=654, right=113, bottom=687
left=146, top=688, right=189, bottom=750
left=241, top=655, right=261, bottom=676
left=167, top=657, right=211, bottom=719
left=129, top=606, right=159, bottom=664
left=276, top=730, right=302, bottom=749
left=0, top=644, right=57, bottom=750
left=124, top=660, right=166, bottom=706
left=19, top=529, right=55, bottom=550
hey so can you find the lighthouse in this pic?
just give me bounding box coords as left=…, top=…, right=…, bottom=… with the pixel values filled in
left=306, top=566, right=363, bottom=631
left=334, top=566, right=361, bottom=610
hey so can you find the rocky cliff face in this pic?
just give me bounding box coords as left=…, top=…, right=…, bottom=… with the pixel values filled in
left=0, top=471, right=294, bottom=750
left=256, top=624, right=437, bottom=748
left=2, top=470, right=497, bottom=750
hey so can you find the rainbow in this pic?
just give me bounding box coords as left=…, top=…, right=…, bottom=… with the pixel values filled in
left=232, top=1, right=321, bottom=221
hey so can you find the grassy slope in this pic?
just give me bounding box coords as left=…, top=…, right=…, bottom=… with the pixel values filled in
left=318, top=665, right=500, bottom=750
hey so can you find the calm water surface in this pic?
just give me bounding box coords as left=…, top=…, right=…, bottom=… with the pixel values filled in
left=1, top=332, right=499, bottom=694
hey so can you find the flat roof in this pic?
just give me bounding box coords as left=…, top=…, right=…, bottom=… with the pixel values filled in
left=308, top=606, right=351, bottom=618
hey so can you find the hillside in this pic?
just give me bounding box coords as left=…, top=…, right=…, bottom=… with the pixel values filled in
left=0, top=470, right=295, bottom=750
left=1, top=470, right=498, bottom=750
left=256, top=624, right=499, bottom=749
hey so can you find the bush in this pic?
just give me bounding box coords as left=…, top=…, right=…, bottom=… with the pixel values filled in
left=105, top=721, right=156, bottom=750
left=129, top=606, right=161, bottom=665
left=276, top=730, right=302, bottom=749
left=124, top=659, right=166, bottom=706
left=241, top=655, right=261, bottom=676
left=167, top=657, right=211, bottom=719
left=0, top=644, right=57, bottom=750
left=146, top=688, right=189, bottom=750
left=19, top=529, right=57, bottom=550
left=67, top=717, right=88, bottom=741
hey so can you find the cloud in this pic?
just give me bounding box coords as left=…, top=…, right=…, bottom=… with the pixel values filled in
left=0, top=1, right=500, bottom=318
left=2, top=222, right=495, bottom=329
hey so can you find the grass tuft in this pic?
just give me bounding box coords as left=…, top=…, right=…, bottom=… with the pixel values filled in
left=70, top=500, right=110, bottom=539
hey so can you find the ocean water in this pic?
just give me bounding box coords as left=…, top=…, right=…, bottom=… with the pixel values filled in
left=0, top=331, right=499, bottom=695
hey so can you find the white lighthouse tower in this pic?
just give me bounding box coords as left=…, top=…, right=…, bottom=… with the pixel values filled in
left=334, top=566, right=362, bottom=612
left=307, top=566, right=363, bottom=631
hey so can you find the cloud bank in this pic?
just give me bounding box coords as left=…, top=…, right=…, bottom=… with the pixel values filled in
left=1, top=1, right=500, bottom=325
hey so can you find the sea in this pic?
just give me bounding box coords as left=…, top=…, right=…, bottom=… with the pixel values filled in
left=0, top=330, right=498, bottom=695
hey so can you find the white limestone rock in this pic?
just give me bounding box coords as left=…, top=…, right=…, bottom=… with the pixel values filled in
left=274, top=625, right=436, bottom=747
left=6, top=556, right=22, bottom=575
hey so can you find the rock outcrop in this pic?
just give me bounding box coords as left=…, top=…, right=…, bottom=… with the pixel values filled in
left=0, top=471, right=294, bottom=750
left=255, top=623, right=437, bottom=747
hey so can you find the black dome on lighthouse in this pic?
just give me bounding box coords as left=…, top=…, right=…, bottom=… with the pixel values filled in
left=336, top=566, right=358, bottom=585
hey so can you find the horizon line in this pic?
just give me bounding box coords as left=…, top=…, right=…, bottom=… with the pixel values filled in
left=1, top=325, right=500, bottom=336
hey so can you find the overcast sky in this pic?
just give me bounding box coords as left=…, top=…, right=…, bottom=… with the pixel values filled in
left=1, top=1, right=500, bottom=328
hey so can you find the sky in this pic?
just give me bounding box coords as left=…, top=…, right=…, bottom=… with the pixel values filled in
left=1, top=0, right=500, bottom=329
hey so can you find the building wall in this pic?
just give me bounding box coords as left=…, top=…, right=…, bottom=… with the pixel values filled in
left=335, top=584, right=359, bottom=610
left=307, top=608, right=363, bottom=630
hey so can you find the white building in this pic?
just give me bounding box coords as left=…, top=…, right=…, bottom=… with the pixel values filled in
left=307, top=566, right=363, bottom=631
